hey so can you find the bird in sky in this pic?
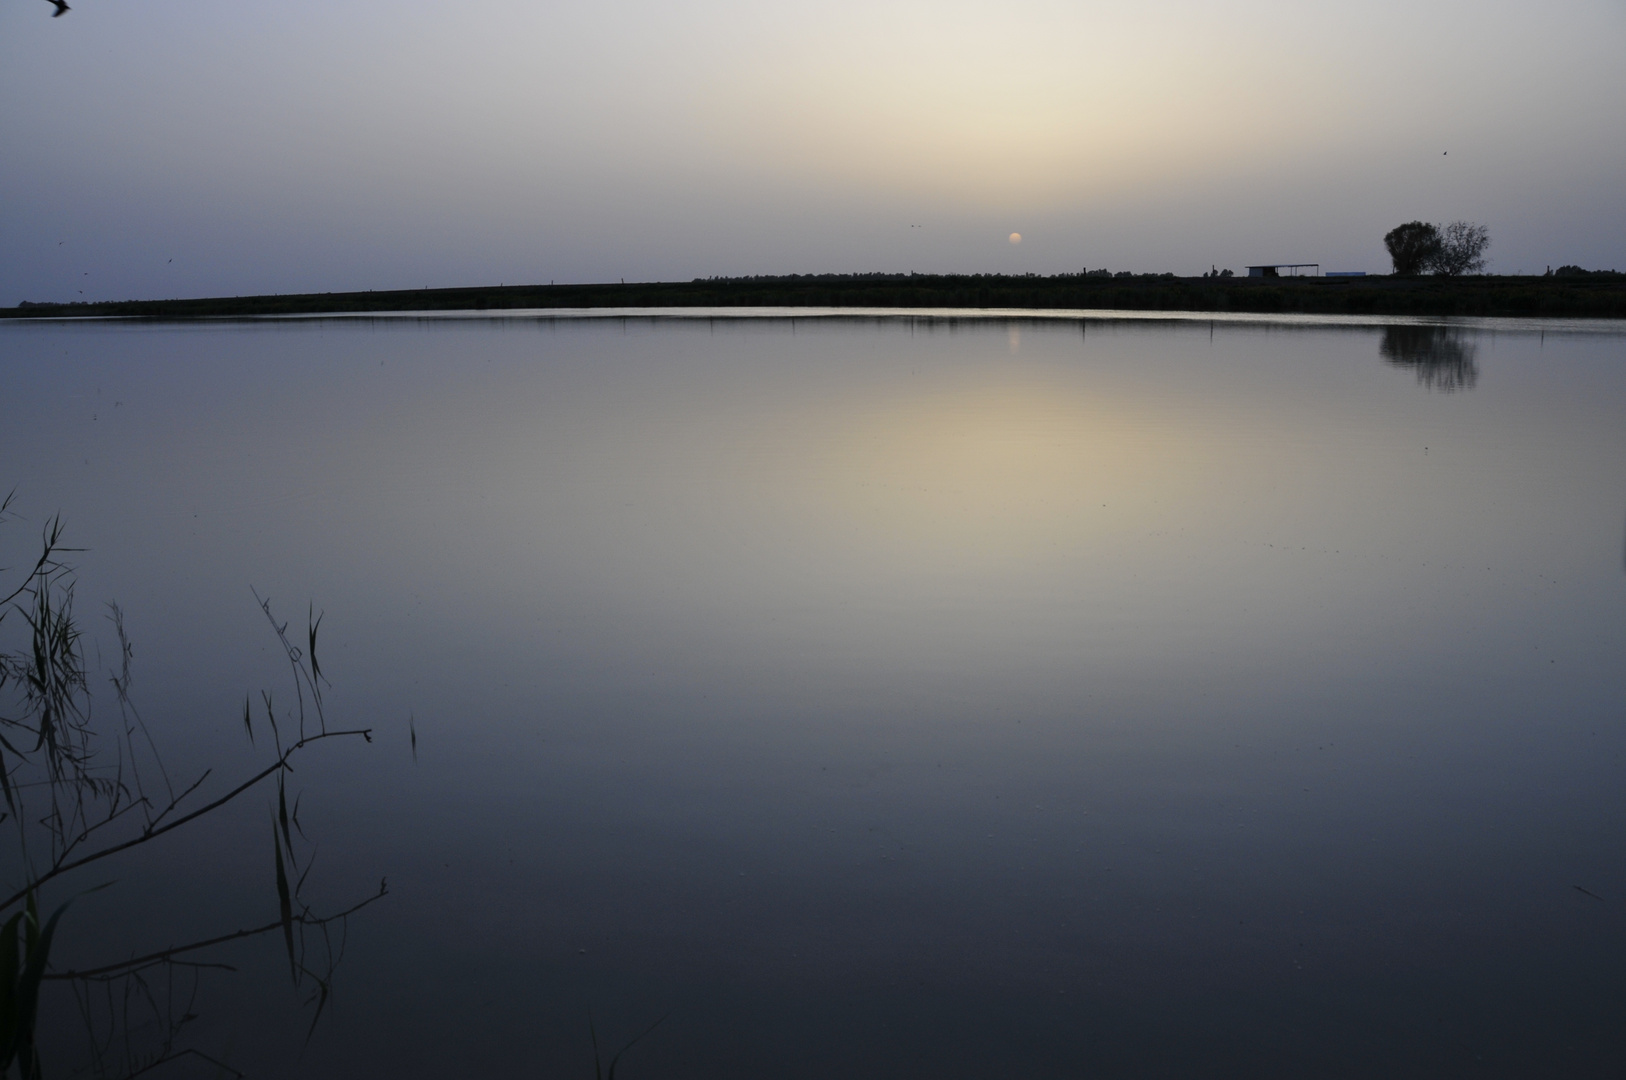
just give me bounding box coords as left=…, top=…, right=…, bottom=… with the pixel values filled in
left=45, top=0, right=70, bottom=16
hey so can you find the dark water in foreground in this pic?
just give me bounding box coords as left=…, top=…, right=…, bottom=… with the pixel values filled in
left=3, top=312, right=1625, bottom=1077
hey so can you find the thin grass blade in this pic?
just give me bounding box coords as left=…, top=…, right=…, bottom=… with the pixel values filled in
left=14, top=895, right=75, bottom=1080
left=273, top=825, right=296, bottom=984
left=277, top=775, right=295, bottom=863
left=307, top=605, right=323, bottom=686
left=0, top=911, right=23, bottom=1064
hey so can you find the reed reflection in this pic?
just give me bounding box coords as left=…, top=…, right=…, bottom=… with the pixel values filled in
left=1379, top=325, right=1479, bottom=391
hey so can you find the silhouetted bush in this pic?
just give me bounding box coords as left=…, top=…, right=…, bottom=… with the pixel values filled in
left=1385, top=220, right=1490, bottom=276
left=1384, top=222, right=1441, bottom=276
left=1430, top=222, right=1490, bottom=276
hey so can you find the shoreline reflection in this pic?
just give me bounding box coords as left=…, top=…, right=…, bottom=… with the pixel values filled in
left=1380, top=325, right=1479, bottom=391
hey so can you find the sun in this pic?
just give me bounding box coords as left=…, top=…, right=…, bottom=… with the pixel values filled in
left=1009, top=232, right=1022, bottom=245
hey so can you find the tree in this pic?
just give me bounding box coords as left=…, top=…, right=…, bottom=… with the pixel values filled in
left=0, top=492, right=383, bottom=1078
left=1428, top=221, right=1490, bottom=276
left=1384, top=222, right=1441, bottom=276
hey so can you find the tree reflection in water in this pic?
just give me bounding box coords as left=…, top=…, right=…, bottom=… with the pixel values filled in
left=1379, top=325, right=1479, bottom=391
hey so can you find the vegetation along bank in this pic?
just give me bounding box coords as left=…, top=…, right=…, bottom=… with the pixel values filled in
left=5, top=270, right=1625, bottom=321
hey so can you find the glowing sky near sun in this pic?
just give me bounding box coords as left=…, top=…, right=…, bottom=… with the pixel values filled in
left=1, top=0, right=1621, bottom=303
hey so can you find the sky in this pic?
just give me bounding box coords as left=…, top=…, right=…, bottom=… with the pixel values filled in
left=2, top=0, right=1623, bottom=304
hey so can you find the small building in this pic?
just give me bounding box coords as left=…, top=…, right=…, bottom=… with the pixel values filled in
left=1247, top=263, right=1319, bottom=278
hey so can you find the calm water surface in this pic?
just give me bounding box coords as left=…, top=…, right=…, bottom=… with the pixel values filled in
left=3, top=313, right=1625, bottom=1077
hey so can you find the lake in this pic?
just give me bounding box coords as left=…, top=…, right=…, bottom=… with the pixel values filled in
left=3, top=310, right=1625, bottom=1077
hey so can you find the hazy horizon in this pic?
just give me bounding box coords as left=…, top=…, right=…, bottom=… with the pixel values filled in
left=3, top=0, right=1623, bottom=306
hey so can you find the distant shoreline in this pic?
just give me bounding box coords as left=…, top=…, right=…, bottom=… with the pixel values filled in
left=5, top=272, right=1625, bottom=321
